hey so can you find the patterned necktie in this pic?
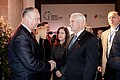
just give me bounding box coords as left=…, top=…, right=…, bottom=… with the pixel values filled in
left=109, top=31, right=114, bottom=43
left=68, top=35, right=77, bottom=49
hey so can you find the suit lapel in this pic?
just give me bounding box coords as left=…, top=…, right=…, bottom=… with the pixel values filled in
left=20, top=25, right=33, bottom=38
left=105, top=29, right=110, bottom=46
left=67, top=30, right=86, bottom=54
left=66, top=34, right=74, bottom=49
left=20, top=25, right=38, bottom=44
left=118, top=24, right=120, bottom=30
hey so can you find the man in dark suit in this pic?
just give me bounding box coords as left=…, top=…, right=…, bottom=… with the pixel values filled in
left=66, top=13, right=99, bottom=80
left=8, top=7, right=56, bottom=80
left=107, top=13, right=120, bottom=80
left=108, top=28, right=120, bottom=80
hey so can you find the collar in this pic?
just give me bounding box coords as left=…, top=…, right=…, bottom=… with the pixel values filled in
left=21, top=23, right=31, bottom=33
left=110, top=24, right=119, bottom=32
left=75, top=28, right=85, bottom=37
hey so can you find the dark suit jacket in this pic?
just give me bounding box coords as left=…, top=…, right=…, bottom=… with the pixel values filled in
left=66, top=30, right=99, bottom=80
left=8, top=25, right=51, bottom=80
left=108, top=27, right=120, bottom=80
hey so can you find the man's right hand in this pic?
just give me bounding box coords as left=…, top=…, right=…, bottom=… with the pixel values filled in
left=48, top=60, right=56, bottom=71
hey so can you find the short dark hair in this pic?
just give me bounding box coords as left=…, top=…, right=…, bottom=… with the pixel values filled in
left=41, top=22, right=48, bottom=26
left=118, top=13, right=120, bottom=16
left=22, top=7, right=35, bottom=18
left=48, top=31, right=53, bottom=34
left=37, top=24, right=41, bottom=27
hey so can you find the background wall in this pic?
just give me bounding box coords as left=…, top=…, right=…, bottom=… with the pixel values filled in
left=0, top=0, right=8, bottom=20
left=38, top=0, right=114, bottom=4
left=0, top=0, right=35, bottom=30
left=41, top=4, right=115, bottom=32
left=8, top=0, right=35, bottom=30
left=23, top=0, right=35, bottom=9
left=8, top=0, right=23, bottom=29
left=0, top=0, right=116, bottom=31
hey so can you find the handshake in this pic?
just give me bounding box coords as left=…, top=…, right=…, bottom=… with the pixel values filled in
left=48, top=60, right=56, bottom=71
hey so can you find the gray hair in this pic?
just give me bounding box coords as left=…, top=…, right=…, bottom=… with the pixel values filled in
left=22, top=7, right=35, bottom=18
left=71, top=13, right=86, bottom=22
left=108, top=11, right=119, bottom=16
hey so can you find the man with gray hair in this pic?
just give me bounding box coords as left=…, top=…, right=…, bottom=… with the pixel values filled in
left=66, top=13, right=99, bottom=80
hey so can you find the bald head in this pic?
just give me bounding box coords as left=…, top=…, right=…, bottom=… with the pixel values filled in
left=108, top=11, right=120, bottom=28
left=21, top=7, right=40, bottom=30
left=108, top=11, right=119, bottom=16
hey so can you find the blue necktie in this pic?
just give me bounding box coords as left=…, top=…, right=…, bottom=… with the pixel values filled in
left=68, top=35, right=77, bottom=49
left=109, top=31, right=114, bottom=43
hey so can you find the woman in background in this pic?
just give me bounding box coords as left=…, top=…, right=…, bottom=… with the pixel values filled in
left=50, top=26, right=70, bottom=80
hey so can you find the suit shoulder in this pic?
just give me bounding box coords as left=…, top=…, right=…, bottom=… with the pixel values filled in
left=101, top=29, right=110, bottom=35
left=85, top=31, right=96, bottom=38
left=101, top=29, right=110, bottom=38
left=12, top=26, right=29, bottom=40
left=82, top=31, right=98, bottom=43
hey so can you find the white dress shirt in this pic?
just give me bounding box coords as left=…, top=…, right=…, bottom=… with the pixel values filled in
left=107, top=26, right=119, bottom=58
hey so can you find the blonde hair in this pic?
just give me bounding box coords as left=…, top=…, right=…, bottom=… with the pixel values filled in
left=108, top=11, right=119, bottom=16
